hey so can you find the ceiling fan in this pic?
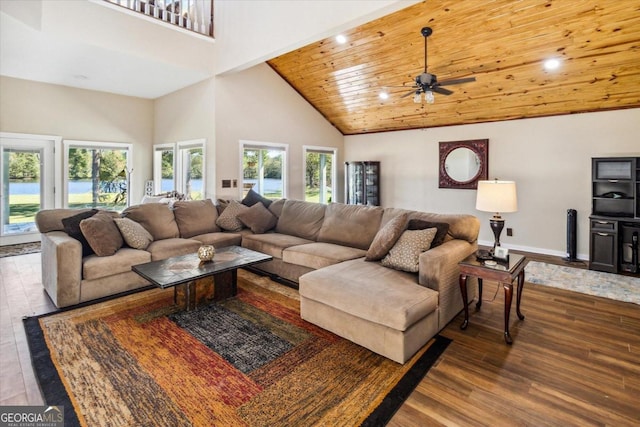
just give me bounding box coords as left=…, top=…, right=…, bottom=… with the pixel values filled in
left=401, top=27, right=476, bottom=103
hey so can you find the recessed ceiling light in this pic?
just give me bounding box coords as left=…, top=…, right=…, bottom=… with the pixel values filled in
left=379, top=91, right=389, bottom=100
left=544, top=59, right=560, bottom=70
left=336, top=34, right=347, bottom=44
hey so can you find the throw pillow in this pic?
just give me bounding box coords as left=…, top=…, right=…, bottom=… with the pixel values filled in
left=79, top=211, right=124, bottom=257
left=172, top=199, right=220, bottom=238
left=121, top=203, right=180, bottom=240
left=407, top=219, right=450, bottom=248
left=61, top=209, right=98, bottom=257
left=241, top=188, right=273, bottom=207
left=215, top=200, right=249, bottom=231
left=381, top=228, right=438, bottom=273
left=237, top=202, right=278, bottom=233
left=365, top=212, right=409, bottom=261
left=113, top=217, right=153, bottom=250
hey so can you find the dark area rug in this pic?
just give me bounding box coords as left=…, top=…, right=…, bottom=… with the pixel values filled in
left=24, top=278, right=451, bottom=427
left=0, top=241, right=41, bottom=258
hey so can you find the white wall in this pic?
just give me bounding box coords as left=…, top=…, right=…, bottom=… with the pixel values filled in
left=154, top=78, right=217, bottom=199
left=214, top=0, right=420, bottom=74
left=0, top=76, right=154, bottom=203
left=214, top=63, right=344, bottom=200
left=344, top=108, right=640, bottom=259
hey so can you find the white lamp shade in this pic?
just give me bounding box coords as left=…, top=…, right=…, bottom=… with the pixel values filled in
left=476, top=180, right=518, bottom=213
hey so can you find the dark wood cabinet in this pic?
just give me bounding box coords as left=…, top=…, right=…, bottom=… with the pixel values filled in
left=345, top=161, right=380, bottom=206
left=589, top=157, right=640, bottom=274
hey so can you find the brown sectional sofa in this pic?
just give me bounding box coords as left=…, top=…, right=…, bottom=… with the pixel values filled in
left=35, top=198, right=479, bottom=363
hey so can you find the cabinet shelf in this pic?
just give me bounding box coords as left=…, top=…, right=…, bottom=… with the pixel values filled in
left=590, top=157, right=640, bottom=275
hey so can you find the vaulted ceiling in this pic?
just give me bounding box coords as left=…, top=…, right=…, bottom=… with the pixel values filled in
left=267, top=0, right=640, bottom=135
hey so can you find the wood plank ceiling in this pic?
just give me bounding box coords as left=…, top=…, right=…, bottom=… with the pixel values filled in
left=267, top=0, right=640, bottom=135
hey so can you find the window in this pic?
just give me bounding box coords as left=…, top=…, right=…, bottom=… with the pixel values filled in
left=304, top=146, right=336, bottom=204
left=241, top=141, right=287, bottom=199
left=153, top=139, right=205, bottom=200
left=64, top=140, right=132, bottom=211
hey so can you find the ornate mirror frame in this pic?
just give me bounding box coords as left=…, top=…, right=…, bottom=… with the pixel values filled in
left=438, top=139, right=489, bottom=189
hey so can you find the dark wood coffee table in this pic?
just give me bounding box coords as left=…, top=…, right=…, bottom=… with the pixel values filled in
left=132, top=245, right=272, bottom=310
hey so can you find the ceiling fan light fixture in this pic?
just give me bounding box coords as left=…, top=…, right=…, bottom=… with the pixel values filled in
left=425, top=90, right=435, bottom=104
left=413, top=92, right=422, bottom=104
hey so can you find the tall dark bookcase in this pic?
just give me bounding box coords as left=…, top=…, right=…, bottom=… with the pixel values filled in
left=589, top=157, right=640, bottom=274
left=345, top=161, right=380, bottom=206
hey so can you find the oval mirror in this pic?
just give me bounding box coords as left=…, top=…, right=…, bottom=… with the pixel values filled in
left=445, top=147, right=481, bottom=182
left=439, top=139, right=489, bottom=189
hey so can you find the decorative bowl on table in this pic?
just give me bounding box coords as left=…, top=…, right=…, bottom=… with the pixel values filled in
left=198, top=245, right=215, bottom=262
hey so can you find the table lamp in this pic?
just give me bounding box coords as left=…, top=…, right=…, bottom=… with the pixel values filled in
left=475, top=179, right=518, bottom=253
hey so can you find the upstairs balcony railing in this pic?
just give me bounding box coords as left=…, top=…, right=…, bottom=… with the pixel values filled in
left=105, top=0, right=213, bottom=37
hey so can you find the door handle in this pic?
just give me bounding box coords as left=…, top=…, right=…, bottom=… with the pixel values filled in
left=597, top=232, right=610, bottom=236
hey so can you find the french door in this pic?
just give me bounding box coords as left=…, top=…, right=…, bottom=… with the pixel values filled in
left=0, top=133, right=58, bottom=246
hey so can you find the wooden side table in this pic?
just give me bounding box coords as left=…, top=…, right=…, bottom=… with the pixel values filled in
left=458, top=253, right=528, bottom=344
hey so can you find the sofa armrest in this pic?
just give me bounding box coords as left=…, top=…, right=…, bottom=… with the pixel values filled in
left=41, top=231, right=83, bottom=308
left=418, top=239, right=478, bottom=328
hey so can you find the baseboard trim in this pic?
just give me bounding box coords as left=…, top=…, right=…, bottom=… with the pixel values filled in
left=477, top=239, right=588, bottom=261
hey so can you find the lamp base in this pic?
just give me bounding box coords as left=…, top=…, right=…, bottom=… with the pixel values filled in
left=489, top=217, right=505, bottom=253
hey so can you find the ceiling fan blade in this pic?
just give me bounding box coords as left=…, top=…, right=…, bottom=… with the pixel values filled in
left=437, top=77, right=476, bottom=86
left=432, top=86, right=454, bottom=96
left=401, top=89, right=420, bottom=98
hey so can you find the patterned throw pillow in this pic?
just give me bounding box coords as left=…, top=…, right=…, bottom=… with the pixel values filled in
left=113, top=217, right=154, bottom=250
left=215, top=200, right=249, bottom=231
left=365, top=212, right=409, bottom=261
left=381, top=228, right=437, bottom=273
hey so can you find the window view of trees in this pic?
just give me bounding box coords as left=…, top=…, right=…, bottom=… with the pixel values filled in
left=67, top=147, right=129, bottom=210
left=305, top=150, right=334, bottom=203
left=8, top=152, right=40, bottom=181
left=243, top=148, right=284, bottom=199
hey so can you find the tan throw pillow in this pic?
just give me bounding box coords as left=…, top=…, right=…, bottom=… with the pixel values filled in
left=113, top=217, right=153, bottom=250
left=79, top=211, right=124, bottom=257
left=381, top=228, right=437, bottom=273
left=237, top=202, right=278, bottom=233
left=215, top=200, right=249, bottom=231
left=173, top=199, right=220, bottom=238
left=365, top=212, right=409, bottom=261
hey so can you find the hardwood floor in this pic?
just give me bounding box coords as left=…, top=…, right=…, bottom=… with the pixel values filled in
left=1, top=251, right=638, bottom=426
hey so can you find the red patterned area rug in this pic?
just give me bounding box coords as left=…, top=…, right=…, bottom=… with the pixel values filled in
left=24, top=273, right=451, bottom=427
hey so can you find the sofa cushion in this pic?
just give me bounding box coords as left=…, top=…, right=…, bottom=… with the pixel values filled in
left=299, top=258, right=438, bottom=331
left=381, top=208, right=480, bottom=243
left=79, top=211, right=124, bottom=257
left=365, top=212, right=408, bottom=261
left=216, top=200, right=248, bottom=232
left=283, top=242, right=366, bottom=270
left=146, top=238, right=201, bottom=261
left=242, top=188, right=273, bottom=207
left=113, top=217, right=153, bottom=250
left=275, top=200, right=326, bottom=241
left=61, top=209, right=98, bottom=257
left=242, top=233, right=313, bottom=259
left=381, top=228, right=437, bottom=273
left=317, top=203, right=383, bottom=250
left=173, top=199, right=221, bottom=238
left=407, top=219, right=449, bottom=248
left=191, top=232, right=243, bottom=248
left=237, top=202, right=277, bottom=233
left=122, top=203, right=180, bottom=240
left=83, top=248, right=151, bottom=280
left=268, top=198, right=286, bottom=218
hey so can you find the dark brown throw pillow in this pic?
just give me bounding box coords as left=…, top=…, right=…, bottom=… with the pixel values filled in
left=365, top=212, right=409, bottom=261
left=61, top=209, right=98, bottom=257
left=237, top=202, right=278, bottom=234
left=241, top=188, right=273, bottom=207
left=407, top=219, right=450, bottom=248
left=79, top=211, right=124, bottom=257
